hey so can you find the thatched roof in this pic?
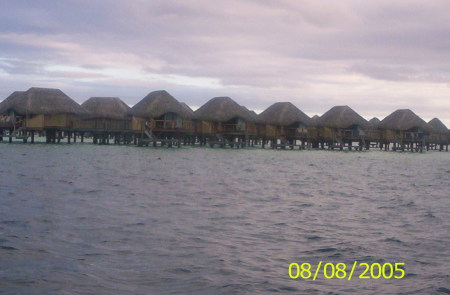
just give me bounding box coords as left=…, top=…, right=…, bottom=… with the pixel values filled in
left=82, top=97, right=131, bottom=120
left=317, top=105, right=369, bottom=129
left=180, top=102, right=194, bottom=115
left=369, top=117, right=381, bottom=129
left=241, top=105, right=261, bottom=123
left=0, top=87, right=84, bottom=115
left=131, top=90, right=192, bottom=119
left=194, top=97, right=253, bottom=122
left=0, top=91, right=24, bottom=115
left=379, top=109, right=431, bottom=132
left=310, top=115, right=320, bottom=127
left=428, top=118, right=449, bottom=134
left=259, top=102, right=311, bottom=126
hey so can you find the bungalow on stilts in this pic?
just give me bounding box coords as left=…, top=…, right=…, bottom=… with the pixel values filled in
left=366, top=117, right=381, bottom=149
left=131, top=90, right=194, bottom=147
left=379, top=109, right=432, bottom=152
left=81, top=97, right=132, bottom=145
left=194, top=97, right=257, bottom=148
left=427, top=118, right=449, bottom=151
left=316, top=105, right=369, bottom=150
left=258, top=102, right=311, bottom=149
left=0, top=87, right=84, bottom=144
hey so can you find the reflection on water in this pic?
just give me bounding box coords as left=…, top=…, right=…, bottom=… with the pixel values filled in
left=0, top=144, right=449, bottom=294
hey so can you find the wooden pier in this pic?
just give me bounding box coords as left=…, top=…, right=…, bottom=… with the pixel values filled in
left=0, top=87, right=448, bottom=152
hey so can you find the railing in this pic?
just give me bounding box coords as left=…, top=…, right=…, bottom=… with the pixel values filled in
left=286, top=127, right=308, bottom=137
left=223, top=124, right=244, bottom=132
left=13, top=119, right=24, bottom=135
left=222, top=124, right=257, bottom=134
left=0, top=116, right=22, bottom=127
left=145, top=119, right=194, bottom=131
left=342, top=129, right=366, bottom=139
left=404, top=132, right=426, bottom=140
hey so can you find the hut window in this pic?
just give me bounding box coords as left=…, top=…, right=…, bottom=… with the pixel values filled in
left=405, top=132, right=414, bottom=140
left=345, top=129, right=354, bottom=137
left=236, top=118, right=246, bottom=131
left=7, top=110, right=17, bottom=124
left=295, top=123, right=307, bottom=134
left=163, top=112, right=182, bottom=128
left=345, top=125, right=365, bottom=137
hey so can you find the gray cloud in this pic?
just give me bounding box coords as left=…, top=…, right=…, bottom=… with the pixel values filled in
left=0, top=59, right=44, bottom=75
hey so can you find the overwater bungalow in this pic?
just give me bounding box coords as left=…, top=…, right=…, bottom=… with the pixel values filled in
left=379, top=109, right=431, bottom=152
left=81, top=97, right=132, bottom=144
left=307, top=115, right=321, bottom=147
left=366, top=117, right=381, bottom=148
left=131, top=90, right=194, bottom=145
left=0, top=87, right=84, bottom=143
left=316, top=105, right=369, bottom=150
left=241, top=105, right=261, bottom=147
left=82, top=97, right=131, bottom=131
left=427, top=118, right=449, bottom=151
left=258, top=102, right=311, bottom=149
left=194, top=97, right=257, bottom=147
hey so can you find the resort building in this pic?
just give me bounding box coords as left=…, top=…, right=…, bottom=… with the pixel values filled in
left=131, top=90, right=194, bottom=145
left=0, top=87, right=84, bottom=143
left=316, top=105, right=369, bottom=150
left=258, top=102, right=311, bottom=148
left=194, top=96, right=257, bottom=147
left=379, top=109, right=432, bottom=152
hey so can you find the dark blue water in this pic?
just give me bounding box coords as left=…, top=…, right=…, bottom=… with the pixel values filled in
left=0, top=144, right=449, bottom=294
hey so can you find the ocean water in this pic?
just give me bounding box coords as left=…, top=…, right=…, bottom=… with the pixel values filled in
left=0, top=143, right=449, bottom=295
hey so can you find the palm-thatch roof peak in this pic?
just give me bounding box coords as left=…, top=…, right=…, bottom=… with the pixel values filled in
left=180, top=102, right=194, bottom=115
left=317, top=105, right=369, bottom=129
left=369, top=117, right=381, bottom=128
left=309, top=115, right=320, bottom=127
left=0, top=87, right=84, bottom=115
left=82, top=97, right=131, bottom=120
left=131, top=90, right=192, bottom=119
left=379, top=109, right=431, bottom=132
left=241, top=105, right=261, bottom=123
left=259, top=102, right=311, bottom=126
left=194, top=96, right=253, bottom=122
left=428, top=118, right=448, bottom=134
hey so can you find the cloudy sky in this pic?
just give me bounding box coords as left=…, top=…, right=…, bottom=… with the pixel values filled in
left=1, top=0, right=449, bottom=125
